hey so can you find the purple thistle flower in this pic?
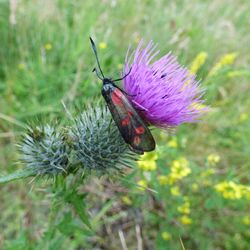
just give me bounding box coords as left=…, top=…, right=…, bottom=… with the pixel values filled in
left=123, top=41, right=206, bottom=130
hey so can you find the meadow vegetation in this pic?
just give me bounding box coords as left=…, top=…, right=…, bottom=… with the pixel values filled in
left=0, top=0, right=250, bottom=249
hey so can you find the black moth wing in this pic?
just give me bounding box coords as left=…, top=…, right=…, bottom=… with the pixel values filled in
left=102, top=84, right=155, bottom=154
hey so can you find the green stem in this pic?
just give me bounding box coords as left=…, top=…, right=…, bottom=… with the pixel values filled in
left=0, top=169, right=36, bottom=184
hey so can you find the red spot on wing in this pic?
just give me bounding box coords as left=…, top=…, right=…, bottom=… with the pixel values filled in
left=127, top=110, right=133, bottom=118
left=121, top=117, right=130, bottom=126
left=111, top=89, right=123, bottom=105
left=133, top=136, right=141, bottom=146
left=135, top=126, right=145, bottom=135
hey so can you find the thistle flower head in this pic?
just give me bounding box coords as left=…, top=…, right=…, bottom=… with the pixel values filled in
left=123, top=41, right=206, bottom=130
left=20, top=125, right=70, bottom=176
left=71, top=106, right=137, bottom=174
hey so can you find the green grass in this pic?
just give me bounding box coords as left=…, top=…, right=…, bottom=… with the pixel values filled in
left=1, top=0, right=250, bottom=249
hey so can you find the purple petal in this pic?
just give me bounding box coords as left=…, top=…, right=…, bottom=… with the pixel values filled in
left=123, top=40, right=207, bottom=129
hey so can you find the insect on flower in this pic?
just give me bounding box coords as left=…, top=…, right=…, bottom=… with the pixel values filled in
left=89, top=37, right=155, bottom=155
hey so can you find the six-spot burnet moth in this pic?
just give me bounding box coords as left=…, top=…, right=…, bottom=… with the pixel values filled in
left=89, top=37, right=155, bottom=155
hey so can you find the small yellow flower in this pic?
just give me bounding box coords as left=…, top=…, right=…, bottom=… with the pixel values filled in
left=191, top=183, right=199, bottom=191
left=190, top=102, right=208, bottom=111
left=141, top=151, right=158, bottom=161
left=121, top=196, right=132, bottom=205
left=239, top=113, right=248, bottom=123
left=138, top=160, right=157, bottom=171
left=137, top=152, right=158, bottom=171
left=158, top=175, right=169, bottom=186
left=242, top=216, right=250, bottom=225
left=209, top=52, right=238, bottom=76
left=137, top=180, right=148, bottom=190
left=207, top=153, right=220, bottom=166
left=171, top=157, right=191, bottom=178
left=214, top=181, right=249, bottom=200
left=179, top=215, right=192, bottom=225
left=220, top=53, right=238, bottom=65
left=161, top=231, right=171, bottom=241
left=45, top=43, right=52, bottom=50
left=177, top=201, right=190, bottom=214
left=171, top=157, right=189, bottom=169
left=117, top=63, right=123, bottom=70
left=190, top=52, right=208, bottom=74
left=170, top=186, right=181, bottom=196
left=166, top=173, right=179, bottom=185
left=167, top=137, right=178, bottom=148
left=18, top=63, right=26, bottom=70
left=99, top=42, right=107, bottom=49
left=242, top=186, right=250, bottom=200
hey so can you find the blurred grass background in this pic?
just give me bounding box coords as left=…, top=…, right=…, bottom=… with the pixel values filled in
left=0, top=0, right=250, bottom=249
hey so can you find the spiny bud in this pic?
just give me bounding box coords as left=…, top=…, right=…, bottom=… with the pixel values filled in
left=20, top=125, right=70, bottom=177
left=71, top=106, right=137, bottom=174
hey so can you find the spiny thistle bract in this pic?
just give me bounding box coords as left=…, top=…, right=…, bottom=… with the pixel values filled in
left=71, top=106, right=137, bottom=174
left=20, top=125, right=70, bottom=177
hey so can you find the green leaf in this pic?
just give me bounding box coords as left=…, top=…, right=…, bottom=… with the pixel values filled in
left=65, top=189, right=92, bottom=229
left=57, top=212, right=92, bottom=236
left=0, top=169, right=36, bottom=184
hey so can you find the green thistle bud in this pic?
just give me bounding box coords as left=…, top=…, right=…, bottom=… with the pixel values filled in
left=71, top=106, right=137, bottom=174
left=20, top=125, right=70, bottom=177
left=0, top=106, right=138, bottom=184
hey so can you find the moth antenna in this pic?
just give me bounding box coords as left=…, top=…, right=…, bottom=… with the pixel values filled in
left=89, top=37, right=105, bottom=79
left=92, top=68, right=103, bottom=80
left=113, top=67, right=132, bottom=82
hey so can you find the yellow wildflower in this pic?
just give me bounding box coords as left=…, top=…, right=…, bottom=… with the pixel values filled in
left=179, top=215, right=192, bottom=225
left=166, top=173, right=179, bottom=185
left=190, top=102, right=208, bottom=111
left=18, top=63, right=26, bottom=70
left=121, top=196, right=132, bottom=205
left=191, top=183, right=199, bottom=191
left=161, top=231, right=171, bottom=241
left=177, top=200, right=190, bottom=214
left=98, top=42, right=107, bottom=49
left=137, top=180, right=148, bottom=190
left=242, top=216, right=250, bottom=225
left=44, top=43, right=52, bottom=50
left=190, top=52, right=208, bottom=74
left=138, top=160, right=157, bottom=171
left=170, top=186, right=181, bottom=196
left=219, top=53, right=238, bottom=64
left=171, top=157, right=189, bottom=169
left=117, top=63, right=123, bottom=70
left=214, top=181, right=249, bottom=200
left=141, top=151, right=158, bottom=161
left=158, top=175, right=169, bottom=186
left=242, top=185, right=250, bottom=200
left=137, top=151, right=158, bottom=171
left=178, top=206, right=190, bottom=215
left=207, top=153, right=220, bottom=166
left=158, top=158, right=191, bottom=186
left=167, top=137, right=178, bottom=148
left=171, top=157, right=191, bottom=178
left=239, top=113, right=248, bottom=123
left=209, top=52, right=238, bottom=76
